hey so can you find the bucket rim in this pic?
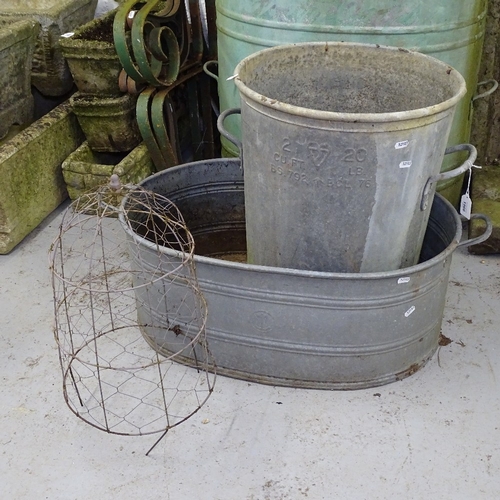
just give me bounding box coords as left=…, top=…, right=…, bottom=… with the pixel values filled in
left=121, top=158, right=462, bottom=281
left=234, top=41, right=467, bottom=124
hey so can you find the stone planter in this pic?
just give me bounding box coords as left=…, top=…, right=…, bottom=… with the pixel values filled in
left=0, top=19, right=39, bottom=139
left=59, top=9, right=122, bottom=96
left=0, top=101, right=85, bottom=254
left=0, top=0, right=98, bottom=97
left=70, top=92, right=141, bottom=152
left=62, top=141, right=154, bottom=200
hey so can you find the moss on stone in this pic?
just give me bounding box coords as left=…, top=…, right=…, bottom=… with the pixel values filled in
left=62, top=141, right=154, bottom=200
left=70, top=92, right=141, bottom=152
left=0, top=0, right=98, bottom=96
left=0, top=101, right=85, bottom=253
left=59, top=9, right=123, bottom=96
left=0, top=19, right=38, bottom=139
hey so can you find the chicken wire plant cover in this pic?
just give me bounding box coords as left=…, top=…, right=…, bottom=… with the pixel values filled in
left=49, top=176, right=215, bottom=454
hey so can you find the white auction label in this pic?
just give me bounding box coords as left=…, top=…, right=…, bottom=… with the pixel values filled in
left=405, top=306, right=416, bottom=318
left=460, top=194, right=472, bottom=220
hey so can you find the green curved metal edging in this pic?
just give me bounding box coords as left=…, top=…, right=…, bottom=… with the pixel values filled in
left=131, top=1, right=165, bottom=84
left=115, top=0, right=214, bottom=170
left=136, top=87, right=167, bottom=169
left=148, top=25, right=181, bottom=86
left=114, top=0, right=204, bottom=88
left=136, top=66, right=207, bottom=171
left=151, top=89, right=178, bottom=167
left=113, top=0, right=147, bottom=84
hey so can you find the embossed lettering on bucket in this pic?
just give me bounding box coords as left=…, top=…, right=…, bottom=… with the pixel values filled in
left=223, top=42, right=469, bottom=272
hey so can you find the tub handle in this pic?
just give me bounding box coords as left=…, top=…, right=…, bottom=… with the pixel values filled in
left=203, top=60, right=219, bottom=82
left=457, top=213, right=493, bottom=248
left=420, top=143, right=477, bottom=211
left=473, top=79, right=499, bottom=102
left=217, top=107, right=243, bottom=155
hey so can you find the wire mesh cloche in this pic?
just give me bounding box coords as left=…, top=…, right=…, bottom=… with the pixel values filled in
left=50, top=175, right=215, bottom=454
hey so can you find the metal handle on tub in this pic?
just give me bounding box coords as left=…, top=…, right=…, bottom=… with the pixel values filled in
left=203, top=60, right=219, bottom=82
left=473, top=79, right=499, bottom=102
left=217, top=107, right=243, bottom=155
left=420, top=143, right=477, bottom=211
left=457, top=213, right=493, bottom=248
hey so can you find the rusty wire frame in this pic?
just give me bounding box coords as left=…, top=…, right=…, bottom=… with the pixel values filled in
left=49, top=180, right=215, bottom=455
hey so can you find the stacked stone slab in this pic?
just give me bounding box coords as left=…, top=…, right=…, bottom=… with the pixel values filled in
left=0, top=0, right=98, bottom=96
left=0, top=19, right=39, bottom=140
left=0, top=102, right=85, bottom=253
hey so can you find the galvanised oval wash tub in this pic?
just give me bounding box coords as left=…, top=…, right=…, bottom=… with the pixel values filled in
left=120, top=158, right=491, bottom=389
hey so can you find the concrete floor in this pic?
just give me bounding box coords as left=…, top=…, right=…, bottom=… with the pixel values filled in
left=1, top=202, right=499, bottom=499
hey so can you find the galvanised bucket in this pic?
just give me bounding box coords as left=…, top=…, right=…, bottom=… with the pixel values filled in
left=220, top=42, right=472, bottom=273
left=120, top=158, right=491, bottom=389
left=213, top=0, right=489, bottom=206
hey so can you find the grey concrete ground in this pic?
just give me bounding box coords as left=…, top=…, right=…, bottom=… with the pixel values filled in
left=0, top=202, right=499, bottom=499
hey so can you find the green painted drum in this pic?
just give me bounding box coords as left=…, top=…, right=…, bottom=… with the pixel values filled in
left=215, top=0, right=487, bottom=205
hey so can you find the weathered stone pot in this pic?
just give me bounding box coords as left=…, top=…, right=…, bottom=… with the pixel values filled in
left=0, top=101, right=85, bottom=254
left=59, top=9, right=122, bottom=96
left=62, top=141, right=154, bottom=199
left=0, top=0, right=98, bottom=96
left=0, top=19, right=39, bottom=139
left=70, top=92, right=141, bottom=152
